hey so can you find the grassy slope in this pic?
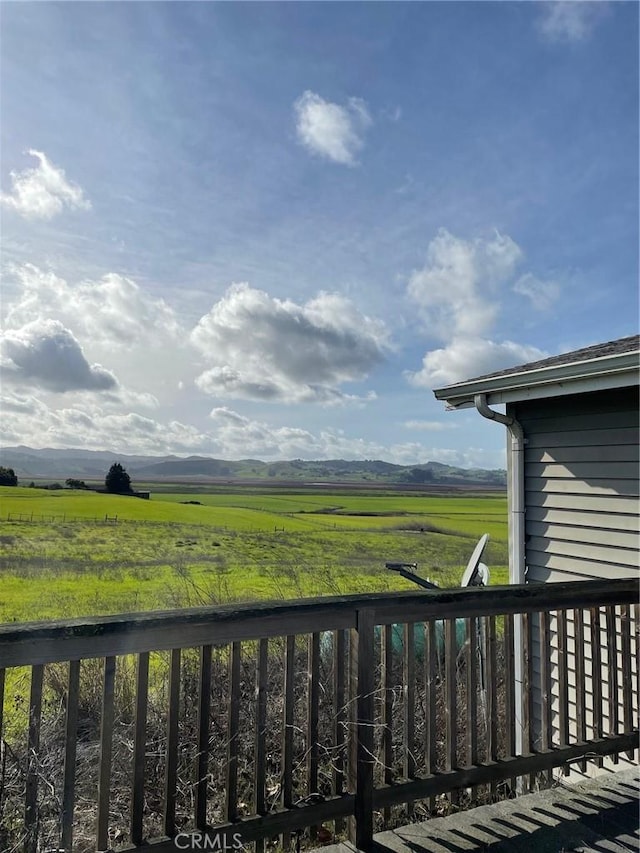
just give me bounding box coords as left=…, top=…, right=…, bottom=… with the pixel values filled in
left=0, top=486, right=508, bottom=622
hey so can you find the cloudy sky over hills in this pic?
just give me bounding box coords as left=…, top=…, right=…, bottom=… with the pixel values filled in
left=1, top=2, right=637, bottom=468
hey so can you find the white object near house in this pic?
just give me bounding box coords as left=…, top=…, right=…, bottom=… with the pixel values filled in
left=433, top=334, right=639, bottom=779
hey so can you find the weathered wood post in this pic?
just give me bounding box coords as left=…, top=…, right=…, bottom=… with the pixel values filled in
left=348, top=607, right=375, bottom=850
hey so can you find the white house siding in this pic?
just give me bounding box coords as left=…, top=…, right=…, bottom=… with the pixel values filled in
left=511, top=385, right=639, bottom=583
left=509, top=385, right=639, bottom=779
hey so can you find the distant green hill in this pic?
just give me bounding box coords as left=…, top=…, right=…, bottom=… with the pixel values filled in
left=0, top=446, right=506, bottom=487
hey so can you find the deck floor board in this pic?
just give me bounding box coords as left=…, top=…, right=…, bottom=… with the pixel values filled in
left=317, top=768, right=639, bottom=853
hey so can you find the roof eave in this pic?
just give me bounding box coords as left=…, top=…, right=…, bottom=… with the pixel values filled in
left=433, top=351, right=639, bottom=409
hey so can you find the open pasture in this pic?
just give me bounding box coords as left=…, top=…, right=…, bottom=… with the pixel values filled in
left=0, top=485, right=508, bottom=623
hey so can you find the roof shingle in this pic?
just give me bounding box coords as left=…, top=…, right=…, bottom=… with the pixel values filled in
left=461, top=334, right=639, bottom=384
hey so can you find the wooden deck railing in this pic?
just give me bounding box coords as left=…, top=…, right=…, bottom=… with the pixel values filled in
left=0, top=577, right=637, bottom=853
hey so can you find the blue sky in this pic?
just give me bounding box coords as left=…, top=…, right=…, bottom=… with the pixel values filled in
left=1, top=1, right=637, bottom=468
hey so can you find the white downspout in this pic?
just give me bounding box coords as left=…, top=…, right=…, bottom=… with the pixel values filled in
left=473, top=394, right=526, bottom=765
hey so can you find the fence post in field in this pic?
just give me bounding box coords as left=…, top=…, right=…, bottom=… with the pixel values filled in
left=348, top=607, right=375, bottom=851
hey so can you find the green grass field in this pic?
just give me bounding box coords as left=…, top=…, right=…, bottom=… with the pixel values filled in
left=0, top=485, right=508, bottom=623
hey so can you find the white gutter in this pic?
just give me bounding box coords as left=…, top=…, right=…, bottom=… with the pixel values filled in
left=473, top=394, right=526, bottom=764
left=473, top=394, right=525, bottom=585
left=435, top=349, right=639, bottom=408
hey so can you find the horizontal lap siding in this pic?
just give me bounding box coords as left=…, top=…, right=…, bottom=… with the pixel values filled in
left=525, top=426, right=638, bottom=449
left=526, top=492, right=637, bottom=514
left=526, top=461, right=638, bottom=479
left=527, top=536, right=638, bottom=567
left=526, top=476, right=638, bottom=496
left=526, top=506, right=638, bottom=532
left=513, top=387, right=639, bottom=778
left=512, top=386, right=640, bottom=585
left=529, top=445, right=639, bottom=464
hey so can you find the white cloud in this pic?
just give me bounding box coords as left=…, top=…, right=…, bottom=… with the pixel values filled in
left=406, top=229, right=552, bottom=387
left=3, top=264, right=191, bottom=404
left=0, top=392, right=215, bottom=455
left=1, top=264, right=201, bottom=410
left=538, top=2, right=608, bottom=42
left=406, top=336, right=548, bottom=388
left=209, top=408, right=504, bottom=468
left=0, top=150, right=91, bottom=219
left=407, top=229, right=523, bottom=338
left=0, top=391, right=505, bottom=469
left=191, top=283, right=389, bottom=404
left=5, top=264, right=181, bottom=348
left=294, top=91, right=372, bottom=165
left=0, top=319, right=118, bottom=393
left=94, top=386, right=159, bottom=410
left=210, top=407, right=317, bottom=458
left=513, top=273, right=560, bottom=311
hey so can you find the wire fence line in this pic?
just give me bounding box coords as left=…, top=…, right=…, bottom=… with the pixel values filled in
left=3, top=513, right=287, bottom=533
left=5, top=512, right=121, bottom=524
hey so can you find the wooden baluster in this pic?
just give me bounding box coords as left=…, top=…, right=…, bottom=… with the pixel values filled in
left=348, top=608, right=375, bottom=852
left=195, top=645, right=212, bottom=829
left=25, top=663, right=44, bottom=853
left=61, top=659, right=80, bottom=851
left=467, top=617, right=479, bottom=803
left=282, top=637, right=295, bottom=806
left=282, top=635, right=295, bottom=851
left=556, top=611, right=569, bottom=775
left=590, top=608, right=604, bottom=768
left=636, top=604, right=640, bottom=740
left=574, top=609, right=587, bottom=772
left=255, top=638, right=268, bottom=853
left=445, top=619, right=458, bottom=805
left=486, top=616, right=498, bottom=795
left=97, top=656, right=116, bottom=852
left=131, top=651, right=150, bottom=845
left=333, top=628, right=347, bottom=835
left=308, top=632, right=320, bottom=795
left=381, top=624, right=393, bottom=825
left=0, top=667, right=5, bottom=823
left=605, top=606, right=619, bottom=764
left=307, top=632, right=320, bottom=842
left=503, top=614, right=516, bottom=793
left=403, top=622, right=416, bottom=817
left=620, top=604, right=634, bottom=759
left=539, top=611, right=552, bottom=785
left=425, top=620, right=437, bottom=812
left=0, top=668, right=4, bottom=743
left=227, top=642, right=241, bottom=823
left=164, top=648, right=181, bottom=838
left=521, top=611, right=532, bottom=792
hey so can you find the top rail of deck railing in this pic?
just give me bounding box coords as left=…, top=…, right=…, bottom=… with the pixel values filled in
left=1, top=576, right=637, bottom=667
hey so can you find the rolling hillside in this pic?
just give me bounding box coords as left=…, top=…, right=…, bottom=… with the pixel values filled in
left=0, top=446, right=506, bottom=487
